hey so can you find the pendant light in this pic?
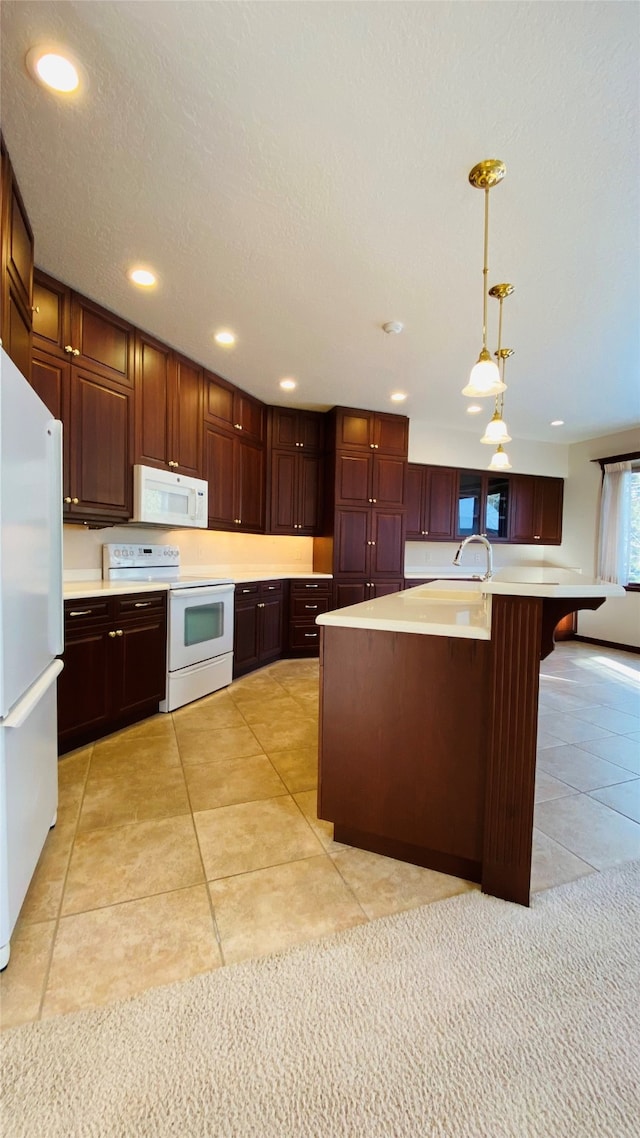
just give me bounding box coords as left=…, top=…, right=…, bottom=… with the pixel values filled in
left=481, top=286, right=513, bottom=444
left=462, top=160, right=507, bottom=398
left=488, top=444, right=512, bottom=471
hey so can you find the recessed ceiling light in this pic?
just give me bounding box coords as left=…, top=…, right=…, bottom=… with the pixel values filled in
left=214, top=330, right=236, bottom=346
left=550, top=420, right=565, bottom=427
left=279, top=378, right=297, bottom=391
left=390, top=392, right=407, bottom=402
left=129, top=268, right=157, bottom=288
left=26, top=47, right=80, bottom=93
left=466, top=404, right=482, bottom=414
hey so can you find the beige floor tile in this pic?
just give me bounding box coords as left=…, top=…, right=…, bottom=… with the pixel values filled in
left=293, top=790, right=349, bottom=853
left=227, top=673, right=286, bottom=699
left=177, top=724, right=264, bottom=766
left=534, top=768, right=575, bottom=803
left=573, top=706, right=640, bottom=734
left=589, top=779, right=640, bottom=823
left=230, top=694, right=310, bottom=725
left=195, top=796, right=322, bottom=880
left=92, top=730, right=181, bottom=773
left=249, top=717, right=318, bottom=753
left=58, top=746, right=92, bottom=788
left=62, top=816, right=204, bottom=914
left=172, top=690, right=246, bottom=730
left=43, top=886, right=220, bottom=1018
left=267, top=747, right=319, bottom=793
left=209, top=855, right=366, bottom=964
left=78, top=764, right=190, bottom=833
left=535, top=793, right=640, bottom=869
left=537, top=744, right=636, bottom=792
left=577, top=735, right=640, bottom=775
left=332, top=847, right=477, bottom=920
left=537, top=712, right=614, bottom=746
left=184, top=753, right=286, bottom=811
left=19, top=820, right=76, bottom=924
left=0, top=919, right=55, bottom=1030
left=530, top=829, right=596, bottom=894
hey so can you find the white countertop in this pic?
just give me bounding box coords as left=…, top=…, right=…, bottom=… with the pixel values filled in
left=63, top=571, right=332, bottom=600
left=316, top=571, right=625, bottom=639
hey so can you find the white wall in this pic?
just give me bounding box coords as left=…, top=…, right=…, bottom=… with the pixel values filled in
left=555, top=427, right=640, bottom=649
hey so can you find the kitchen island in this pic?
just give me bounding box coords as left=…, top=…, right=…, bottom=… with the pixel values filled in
left=316, top=571, right=624, bottom=905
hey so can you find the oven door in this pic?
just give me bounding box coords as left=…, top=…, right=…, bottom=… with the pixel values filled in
left=168, top=584, right=234, bottom=672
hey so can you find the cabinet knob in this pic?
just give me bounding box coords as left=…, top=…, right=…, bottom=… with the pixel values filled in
left=257, top=602, right=265, bottom=609
left=371, top=540, right=376, bottom=546
left=64, top=345, right=74, bottom=354
left=116, top=629, right=123, bottom=636
left=73, top=348, right=80, bottom=356
left=534, top=535, right=541, bottom=540
left=299, top=442, right=304, bottom=448
left=108, top=630, right=117, bottom=638
left=234, top=518, right=241, bottom=525
left=64, top=496, right=72, bottom=504
left=73, top=497, right=79, bottom=504
left=32, top=305, right=40, bottom=314
left=234, top=423, right=243, bottom=430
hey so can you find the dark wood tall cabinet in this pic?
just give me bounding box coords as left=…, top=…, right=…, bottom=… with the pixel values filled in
left=314, top=407, right=408, bottom=607
left=268, top=407, right=324, bottom=535
left=134, top=333, right=203, bottom=477
left=1, top=137, right=34, bottom=379
left=203, top=372, right=266, bottom=533
left=233, top=580, right=285, bottom=677
left=31, top=270, right=134, bottom=524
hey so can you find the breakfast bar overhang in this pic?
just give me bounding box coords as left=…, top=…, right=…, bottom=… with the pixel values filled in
left=316, top=572, right=624, bottom=906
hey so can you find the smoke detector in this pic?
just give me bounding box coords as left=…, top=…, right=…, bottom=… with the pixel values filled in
left=382, top=321, right=403, bottom=334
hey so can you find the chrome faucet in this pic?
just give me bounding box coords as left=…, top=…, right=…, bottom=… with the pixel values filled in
left=453, top=533, right=494, bottom=580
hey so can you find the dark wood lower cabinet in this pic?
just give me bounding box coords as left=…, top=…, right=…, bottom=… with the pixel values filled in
left=288, top=580, right=331, bottom=654
left=58, top=593, right=166, bottom=754
left=233, top=581, right=285, bottom=677
left=333, top=579, right=403, bottom=609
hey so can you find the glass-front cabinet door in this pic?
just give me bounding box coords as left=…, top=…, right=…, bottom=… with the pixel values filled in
left=456, top=472, right=510, bottom=540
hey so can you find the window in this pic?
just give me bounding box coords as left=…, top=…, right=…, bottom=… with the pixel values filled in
left=597, top=452, right=640, bottom=589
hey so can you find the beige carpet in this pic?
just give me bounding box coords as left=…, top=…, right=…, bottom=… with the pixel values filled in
left=2, top=861, right=639, bottom=1138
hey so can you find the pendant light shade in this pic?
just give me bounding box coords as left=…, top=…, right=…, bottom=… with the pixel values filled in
left=480, top=408, right=511, bottom=445
left=488, top=444, right=512, bottom=471
left=462, top=350, right=506, bottom=398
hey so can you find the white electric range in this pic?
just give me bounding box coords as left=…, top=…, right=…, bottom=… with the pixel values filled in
left=102, top=544, right=235, bottom=712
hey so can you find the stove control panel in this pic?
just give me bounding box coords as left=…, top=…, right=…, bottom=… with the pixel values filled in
left=102, top=543, right=180, bottom=571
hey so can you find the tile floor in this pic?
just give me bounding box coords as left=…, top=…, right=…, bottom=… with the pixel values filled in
left=1, top=641, right=639, bottom=1030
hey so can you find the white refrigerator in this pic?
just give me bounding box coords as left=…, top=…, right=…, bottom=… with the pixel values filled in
left=0, top=347, right=63, bottom=969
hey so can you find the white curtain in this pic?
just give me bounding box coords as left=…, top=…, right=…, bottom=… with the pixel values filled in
left=597, top=461, right=632, bottom=583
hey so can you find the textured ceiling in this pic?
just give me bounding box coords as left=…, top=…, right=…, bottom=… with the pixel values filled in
left=1, top=1, right=638, bottom=446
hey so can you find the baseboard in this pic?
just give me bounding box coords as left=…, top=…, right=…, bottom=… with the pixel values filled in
left=573, top=635, right=640, bottom=656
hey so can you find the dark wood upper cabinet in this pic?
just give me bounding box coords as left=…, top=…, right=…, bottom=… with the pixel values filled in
left=32, top=270, right=71, bottom=354
left=456, top=471, right=510, bottom=541
left=510, top=475, right=564, bottom=545
left=204, top=371, right=265, bottom=443
left=335, top=452, right=405, bottom=508
left=1, top=138, right=34, bottom=379
left=70, top=294, right=134, bottom=386
left=67, top=367, right=133, bottom=522
left=133, top=336, right=203, bottom=476
left=204, top=424, right=265, bottom=533
left=269, top=449, right=322, bottom=535
left=270, top=407, right=324, bottom=451
left=334, top=407, right=408, bottom=457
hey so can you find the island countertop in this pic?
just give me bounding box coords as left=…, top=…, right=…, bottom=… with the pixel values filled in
left=316, top=570, right=624, bottom=638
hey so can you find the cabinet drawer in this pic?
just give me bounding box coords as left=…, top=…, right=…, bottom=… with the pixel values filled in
left=289, top=580, right=331, bottom=596
left=114, top=592, right=166, bottom=618
left=235, top=583, right=260, bottom=599
left=289, top=624, right=321, bottom=650
left=260, top=580, right=283, bottom=596
left=64, top=598, right=110, bottom=624
left=291, top=595, right=330, bottom=619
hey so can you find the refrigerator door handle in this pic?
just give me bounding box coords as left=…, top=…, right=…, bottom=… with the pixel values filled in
left=47, top=419, right=64, bottom=656
left=2, top=659, right=63, bottom=730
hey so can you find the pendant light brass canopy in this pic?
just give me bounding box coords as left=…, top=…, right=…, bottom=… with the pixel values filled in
left=463, top=160, right=508, bottom=399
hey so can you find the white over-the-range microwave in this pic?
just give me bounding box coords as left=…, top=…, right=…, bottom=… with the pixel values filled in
left=131, top=464, right=208, bottom=529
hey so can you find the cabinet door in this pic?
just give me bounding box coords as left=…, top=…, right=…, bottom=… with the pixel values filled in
left=5, top=286, right=32, bottom=379
left=112, top=617, right=167, bottom=718
left=405, top=464, right=426, bottom=538
left=171, top=356, right=203, bottom=476
left=425, top=467, right=457, bottom=539
left=259, top=596, right=284, bottom=661
left=134, top=333, right=172, bottom=469
left=370, top=510, right=405, bottom=577
left=234, top=600, right=260, bottom=675
left=371, top=580, right=403, bottom=598
left=236, top=436, right=265, bottom=532
left=485, top=476, right=510, bottom=540
left=335, top=452, right=371, bottom=505
left=334, top=509, right=369, bottom=576
left=456, top=472, right=482, bottom=538
left=538, top=478, right=564, bottom=544
left=509, top=476, right=537, bottom=543
left=31, top=348, right=67, bottom=420
left=335, top=408, right=372, bottom=452
left=271, top=407, right=323, bottom=451
left=204, top=426, right=235, bottom=529
left=333, top=580, right=368, bottom=609
left=32, top=270, right=70, bottom=354
left=372, top=413, right=409, bottom=457
left=270, top=450, right=298, bottom=532
left=298, top=452, right=322, bottom=533
left=70, top=294, right=134, bottom=386
left=67, top=367, right=132, bottom=521
left=204, top=371, right=235, bottom=429
left=57, top=628, right=111, bottom=747
left=372, top=455, right=405, bottom=507
left=236, top=391, right=265, bottom=442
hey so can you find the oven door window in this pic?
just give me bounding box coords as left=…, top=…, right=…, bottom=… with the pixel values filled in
left=184, top=601, right=225, bottom=646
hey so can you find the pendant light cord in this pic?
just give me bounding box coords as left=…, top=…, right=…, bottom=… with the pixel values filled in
left=482, top=188, right=490, bottom=351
